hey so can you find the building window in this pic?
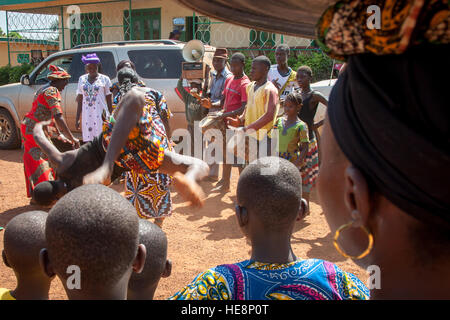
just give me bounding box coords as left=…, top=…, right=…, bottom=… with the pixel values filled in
left=124, top=8, right=161, bottom=41
left=70, top=12, right=103, bottom=48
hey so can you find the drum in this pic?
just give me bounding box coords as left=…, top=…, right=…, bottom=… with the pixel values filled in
left=198, top=113, right=226, bottom=136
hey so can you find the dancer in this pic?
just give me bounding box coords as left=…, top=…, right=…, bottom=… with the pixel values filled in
left=21, top=65, right=79, bottom=201
left=32, top=67, right=208, bottom=208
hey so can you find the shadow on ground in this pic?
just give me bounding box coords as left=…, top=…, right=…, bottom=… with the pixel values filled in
left=0, top=204, right=48, bottom=227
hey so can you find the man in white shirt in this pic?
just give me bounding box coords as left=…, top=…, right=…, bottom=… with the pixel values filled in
left=267, top=44, right=297, bottom=115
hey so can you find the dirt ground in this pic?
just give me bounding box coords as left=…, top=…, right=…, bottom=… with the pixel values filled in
left=0, top=148, right=368, bottom=300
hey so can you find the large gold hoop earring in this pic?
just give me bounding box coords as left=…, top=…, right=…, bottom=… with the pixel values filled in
left=333, top=221, right=374, bottom=260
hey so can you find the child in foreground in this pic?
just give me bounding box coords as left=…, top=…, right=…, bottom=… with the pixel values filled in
left=40, top=184, right=146, bottom=300
left=127, top=219, right=171, bottom=300
left=1, top=211, right=52, bottom=300
left=169, top=157, right=369, bottom=300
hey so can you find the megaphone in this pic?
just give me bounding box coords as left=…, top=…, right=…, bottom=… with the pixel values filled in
left=182, top=40, right=205, bottom=62
left=182, top=40, right=206, bottom=80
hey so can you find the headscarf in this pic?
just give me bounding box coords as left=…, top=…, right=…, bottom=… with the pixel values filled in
left=316, top=0, right=449, bottom=60
left=81, top=53, right=101, bottom=65
left=320, top=0, right=450, bottom=227
left=47, top=65, right=71, bottom=80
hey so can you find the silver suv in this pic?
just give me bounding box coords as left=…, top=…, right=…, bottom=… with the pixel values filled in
left=0, top=40, right=216, bottom=149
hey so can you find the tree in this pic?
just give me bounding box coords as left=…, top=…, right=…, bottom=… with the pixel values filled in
left=0, top=28, right=24, bottom=39
left=8, top=31, right=23, bottom=39
left=49, top=20, right=60, bottom=41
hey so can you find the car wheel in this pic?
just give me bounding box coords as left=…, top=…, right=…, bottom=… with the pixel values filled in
left=0, top=108, right=21, bottom=149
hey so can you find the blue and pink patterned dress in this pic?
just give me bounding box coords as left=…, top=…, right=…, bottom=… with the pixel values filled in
left=169, top=259, right=369, bottom=300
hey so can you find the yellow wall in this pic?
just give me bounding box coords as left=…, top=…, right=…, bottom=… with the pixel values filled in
left=60, top=0, right=194, bottom=49
left=0, top=41, right=59, bottom=67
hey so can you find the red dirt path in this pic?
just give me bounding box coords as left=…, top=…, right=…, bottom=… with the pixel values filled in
left=0, top=149, right=367, bottom=299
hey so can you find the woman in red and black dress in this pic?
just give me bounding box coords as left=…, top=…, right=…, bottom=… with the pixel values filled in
left=21, top=65, right=79, bottom=201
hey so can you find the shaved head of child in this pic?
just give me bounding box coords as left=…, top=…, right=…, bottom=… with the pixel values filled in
left=2, top=211, right=51, bottom=300
left=40, top=184, right=146, bottom=300
left=128, top=219, right=171, bottom=300
left=236, top=157, right=307, bottom=263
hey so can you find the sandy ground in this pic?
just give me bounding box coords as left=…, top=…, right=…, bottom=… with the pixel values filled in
left=0, top=148, right=367, bottom=300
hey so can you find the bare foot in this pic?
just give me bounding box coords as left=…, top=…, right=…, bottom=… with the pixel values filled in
left=211, top=183, right=230, bottom=193
left=204, top=176, right=219, bottom=182
left=172, top=172, right=205, bottom=208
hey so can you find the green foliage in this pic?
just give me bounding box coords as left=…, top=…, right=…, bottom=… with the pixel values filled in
left=0, top=63, right=35, bottom=86
left=0, top=65, right=12, bottom=85
left=242, top=50, right=336, bottom=83
left=7, top=32, right=23, bottom=39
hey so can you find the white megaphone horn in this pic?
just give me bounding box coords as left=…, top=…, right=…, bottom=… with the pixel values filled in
left=182, top=40, right=205, bottom=62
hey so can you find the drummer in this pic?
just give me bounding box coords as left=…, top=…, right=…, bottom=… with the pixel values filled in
left=208, top=53, right=251, bottom=192
left=202, top=48, right=232, bottom=181
left=226, top=56, right=279, bottom=160
left=177, top=74, right=209, bottom=156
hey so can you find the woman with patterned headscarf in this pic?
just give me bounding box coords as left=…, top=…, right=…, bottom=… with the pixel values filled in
left=21, top=65, right=79, bottom=202
left=315, top=0, right=450, bottom=299
left=175, top=0, right=450, bottom=299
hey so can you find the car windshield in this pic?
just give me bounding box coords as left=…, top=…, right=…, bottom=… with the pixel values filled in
left=127, top=50, right=183, bottom=79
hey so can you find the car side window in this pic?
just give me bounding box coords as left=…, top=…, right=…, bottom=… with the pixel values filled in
left=128, top=50, right=183, bottom=79
left=33, top=55, right=73, bottom=85
left=69, top=51, right=117, bottom=83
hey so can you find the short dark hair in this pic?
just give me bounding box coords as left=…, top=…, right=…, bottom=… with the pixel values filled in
left=45, top=184, right=139, bottom=291
left=33, top=181, right=63, bottom=206
left=128, top=220, right=168, bottom=291
left=286, top=91, right=303, bottom=106
left=297, top=65, right=313, bottom=78
left=253, top=55, right=271, bottom=70
left=3, top=211, right=48, bottom=274
left=237, top=157, right=302, bottom=230
left=231, top=52, right=246, bottom=64
left=118, top=67, right=139, bottom=96
left=276, top=44, right=290, bottom=55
